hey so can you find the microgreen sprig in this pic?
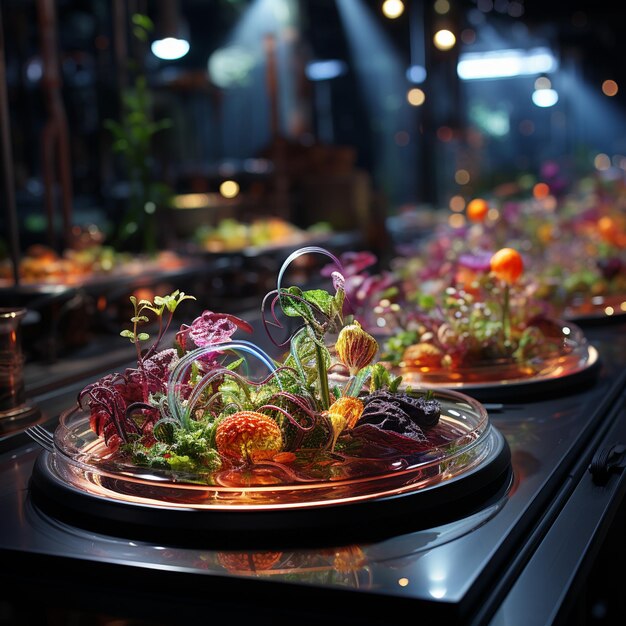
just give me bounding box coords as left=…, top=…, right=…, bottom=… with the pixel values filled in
left=120, top=290, right=195, bottom=400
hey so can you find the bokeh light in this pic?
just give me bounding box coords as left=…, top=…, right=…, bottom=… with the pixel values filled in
left=433, top=29, right=456, bottom=51
left=602, top=79, right=618, bottom=96
left=382, top=0, right=404, bottom=19
left=407, top=87, right=426, bottom=106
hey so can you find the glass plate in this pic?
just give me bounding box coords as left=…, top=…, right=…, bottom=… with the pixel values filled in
left=48, top=388, right=498, bottom=511
left=392, top=319, right=599, bottom=399
left=563, top=293, right=626, bottom=323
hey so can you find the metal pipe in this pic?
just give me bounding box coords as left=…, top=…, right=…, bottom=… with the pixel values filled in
left=37, top=0, right=74, bottom=251
left=0, top=8, right=20, bottom=286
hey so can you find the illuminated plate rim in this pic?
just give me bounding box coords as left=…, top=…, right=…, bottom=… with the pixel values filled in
left=400, top=344, right=599, bottom=390
left=49, top=386, right=491, bottom=501
left=30, top=427, right=511, bottom=543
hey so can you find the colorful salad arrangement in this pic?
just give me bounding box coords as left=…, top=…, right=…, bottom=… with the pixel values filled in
left=394, top=173, right=626, bottom=319
left=75, top=247, right=445, bottom=483
left=328, top=245, right=584, bottom=382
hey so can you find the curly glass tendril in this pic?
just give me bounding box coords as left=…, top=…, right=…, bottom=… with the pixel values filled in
left=167, top=340, right=280, bottom=429
left=277, top=245, right=343, bottom=293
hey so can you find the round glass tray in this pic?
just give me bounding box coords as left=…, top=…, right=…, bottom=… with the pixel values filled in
left=30, top=388, right=511, bottom=542
left=391, top=319, right=600, bottom=401
left=562, top=293, right=626, bottom=324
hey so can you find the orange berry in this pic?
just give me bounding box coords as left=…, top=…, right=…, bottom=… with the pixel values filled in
left=327, top=396, right=364, bottom=429
left=466, top=198, right=489, bottom=222
left=490, top=248, right=524, bottom=284
left=215, top=411, right=283, bottom=463
left=597, top=216, right=623, bottom=246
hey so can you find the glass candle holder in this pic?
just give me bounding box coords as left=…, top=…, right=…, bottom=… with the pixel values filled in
left=0, top=307, right=27, bottom=414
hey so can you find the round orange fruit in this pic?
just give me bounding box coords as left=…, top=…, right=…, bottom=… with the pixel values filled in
left=466, top=198, right=489, bottom=222
left=490, top=247, right=524, bottom=284
left=215, top=411, right=283, bottom=463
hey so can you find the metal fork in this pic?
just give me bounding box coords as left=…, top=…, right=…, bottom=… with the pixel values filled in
left=25, top=424, right=54, bottom=452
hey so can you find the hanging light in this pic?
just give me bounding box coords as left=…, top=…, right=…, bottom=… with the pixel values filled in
left=532, top=74, right=558, bottom=107
left=382, top=0, right=405, bottom=19
left=305, top=59, right=347, bottom=81
left=433, top=28, right=456, bottom=51
left=457, top=47, right=558, bottom=80
left=151, top=0, right=190, bottom=61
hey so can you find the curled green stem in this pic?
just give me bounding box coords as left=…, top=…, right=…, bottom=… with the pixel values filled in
left=502, top=283, right=510, bottom=344
left=315, top=342, right=331, bottom=410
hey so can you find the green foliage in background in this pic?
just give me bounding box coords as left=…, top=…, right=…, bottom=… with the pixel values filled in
left=104, top=14, right=172, bottom=255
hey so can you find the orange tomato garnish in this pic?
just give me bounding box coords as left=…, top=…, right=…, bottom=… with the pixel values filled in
left=532, top=182, right=550, bottom=199
left=490, top=248, right=524, bottom=284
left=215, top=411, right=283, bottom=463
left=597, top=216, right=625, bottom=246
left=466, top=198, right=489, bottom=222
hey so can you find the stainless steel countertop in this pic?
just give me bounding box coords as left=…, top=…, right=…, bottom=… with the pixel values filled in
left=1, top=318, right=625, bottom=625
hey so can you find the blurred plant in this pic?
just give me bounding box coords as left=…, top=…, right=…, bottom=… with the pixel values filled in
left=104, top=14, right=172, bottom=255
left=490, top=247, right=524, bottom=343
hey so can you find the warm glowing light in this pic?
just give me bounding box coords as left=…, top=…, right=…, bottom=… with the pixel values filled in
left=172, top=193, right=214, bottom=209
left=534, top=76, right=551, bottom=90
left=487, top=207, right=500, bottom=221
left=134, top=287, right=155, bottom=303
left=398, top=577, right=410, bottom=587
left=407, top=87, right=426, bottom=106
left=434, top=0, right=450, bottom=15
left=458, top=47, right=558, bottom=80
left=604, top=306, right=615, bottom=316
left=594, top=153, right=611, bottom=171
left=434, top=29, right=456, bottom=51
left=455, top=169, right=470, bottom=185
left=220, top=180, right=240, bottom=198
left=449, top=195, right=465, bottom=212
left=602, top=79, right=618, bottom=96
left=382, top=0, right=404, bottom=19
left=620, top=301, right=626, bottom=312
left=532, top=182, right=550, bottom=199
left=151, top=37, right=190, bottom=60
left=543, top=195, right=557, bottom=210
left=449, top=213, right=466, bottom=228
